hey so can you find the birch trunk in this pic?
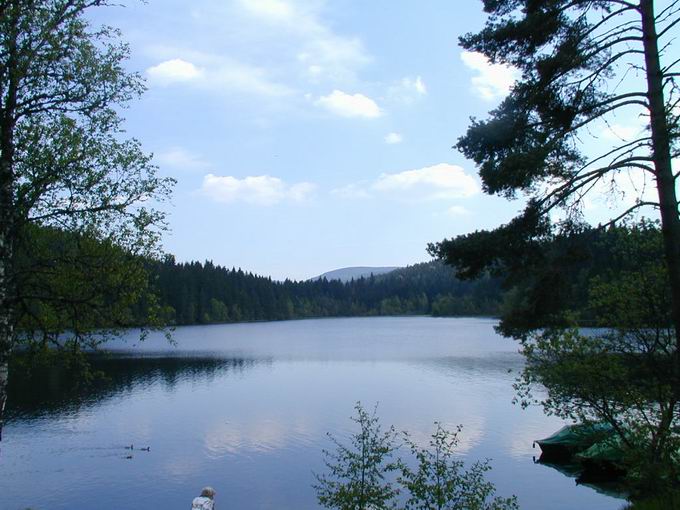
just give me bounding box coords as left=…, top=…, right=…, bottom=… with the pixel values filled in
left=0, top=9, right=17, bottom=442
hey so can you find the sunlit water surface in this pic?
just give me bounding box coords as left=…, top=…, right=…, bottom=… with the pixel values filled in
left=1, top=317, right=622, bottom=510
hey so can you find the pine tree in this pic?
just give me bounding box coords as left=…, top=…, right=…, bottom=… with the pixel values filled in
left=431, top=0, right=680, bottom=344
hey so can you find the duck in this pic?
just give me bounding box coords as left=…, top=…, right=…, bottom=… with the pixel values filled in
left=140, top=447, right=150, bottom=452
left=124, top=444, right=134, bottom=450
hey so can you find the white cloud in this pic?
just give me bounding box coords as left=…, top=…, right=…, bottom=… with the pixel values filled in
left=448, top=205, right=470, bottom=216
left=387, top=76, right=427, bottom=104
left=333, top=164, right=480, bottom=202
left=414, top=76, right=427, bottom=95
left=156, top=147, right=210, bottom=171
left=146, top=55, right=292, bottom=97
left=373, top=163, right=480, bottom=200
left=146, top=59, right=203, bottom=85
left=583, top=168, right=657, bottom=214
left=239, top=0, right=294, bottom=22
left=384, top=132, right=403, bottom=144
left=399, top=76, right=427, bottom=95
left=288, top=182, right=317, bottom=201
left=331, top=183, right=372, bottom=199
left=211, top=62, right=292, bottom=96
left=237, top=0, right=370, bottom=84
left=601, top=117, right=648, bottom=143
left=201, top=174, right=316, bottom=206
left=460, top=51, right=518, bottom=101
left=315, top=90, right=382, bottom=118
left=143, top=1, right=373, bottom=109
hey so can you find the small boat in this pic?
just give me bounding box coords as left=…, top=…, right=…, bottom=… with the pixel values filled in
left=575, top=436, right=627, bottom=481
left=535, top=423, right=614, bottom=461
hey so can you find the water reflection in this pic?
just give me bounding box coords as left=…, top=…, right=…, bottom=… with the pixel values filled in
left=7, top=354, right=265, bottom=421
left=535, top=458, right=629, bottom=499
left=0, top=318, right=623, bottom=510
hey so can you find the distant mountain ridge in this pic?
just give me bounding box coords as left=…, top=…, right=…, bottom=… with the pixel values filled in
left=312, top=266, right=399, bottom=282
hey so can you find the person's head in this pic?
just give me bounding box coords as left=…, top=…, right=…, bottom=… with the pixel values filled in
left=200, top=487, right=216, bottom=500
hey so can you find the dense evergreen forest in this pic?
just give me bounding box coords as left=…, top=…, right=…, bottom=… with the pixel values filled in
left=150, top=258, right=503, bottom=325
left=15, top=222, right=665, bottom=331
left=149, top=222, right=665, bottom=328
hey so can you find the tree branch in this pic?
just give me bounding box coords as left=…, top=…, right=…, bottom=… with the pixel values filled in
left=598, top=202, right=660, bottom=228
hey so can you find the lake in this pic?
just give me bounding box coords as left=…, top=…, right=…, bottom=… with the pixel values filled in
left=0, top=317, right=622, bottom=510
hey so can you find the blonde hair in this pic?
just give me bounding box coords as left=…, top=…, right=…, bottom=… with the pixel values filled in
left=200, top=487, right=216, bottom=499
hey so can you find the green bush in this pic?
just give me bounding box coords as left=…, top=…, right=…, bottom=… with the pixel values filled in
left=314, top=403, right=518, bottom=510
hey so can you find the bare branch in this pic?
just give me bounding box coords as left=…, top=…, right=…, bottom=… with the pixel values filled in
left=564, top=49, right=645, bottom=88
left=598, top=202, right=660, bottom=228
left=662, top=56, right=680, bottom=73
left=655, top=0, right=680, bottom=23
left=657, top=15, right=680, bottom=39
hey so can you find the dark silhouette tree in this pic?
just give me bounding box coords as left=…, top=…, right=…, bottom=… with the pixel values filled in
left=430, top=0, right=679, bottom=341
left=428, top=1, right=680, bottom=492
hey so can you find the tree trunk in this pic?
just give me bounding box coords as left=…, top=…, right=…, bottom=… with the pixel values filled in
left=640, top=0, right=680, bottom=357
left=0, top=182, right=14, bottom=443
left=0, top=142, right=14, bottom=443
left=0, top=330, right=9, bottom=443
left=0, top=4, right=18, bottom=443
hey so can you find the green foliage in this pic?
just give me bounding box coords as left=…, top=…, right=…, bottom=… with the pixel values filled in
left=430, top=0, right=680, bottom=334
left=0, top=1, right=174, bottom=437
left=15, top=225, right=168, bottom=348
left=6, top=1, right=174, bottom=248
left=314, top=405, right=517, bottom=510
left=622, top=491, right=680, bottom=510
left=2, top=0, right=174, bottom=334
left=432, top=222, right=666, bottom=337
left=9, top=341, right=106, bottom=393
left=428, top=0, right=680, bottom=499
left=1, top=1, right=175, bottom=346
left=450, top=0, right=677, bottom=224
left=515, top=260, right=679, bottom=494
left=431, top=294, right=498, bottom=317
left=400, top=424, right=518, bottom=510
left=109, top=225, right=667, bottom=329
left=314, top=403, right=400, bottom=510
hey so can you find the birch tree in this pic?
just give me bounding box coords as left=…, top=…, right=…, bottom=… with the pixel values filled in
left=0, top=0, right=173, bottom=439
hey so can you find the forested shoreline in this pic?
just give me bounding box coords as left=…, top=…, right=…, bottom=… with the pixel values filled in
left=147, top=222, right=665, bottom=329
left=149, top=258, right=503, bottom=325
left=14, top=222, right=666, bottom=335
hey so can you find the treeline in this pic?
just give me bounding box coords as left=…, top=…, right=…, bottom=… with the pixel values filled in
left=434, top=220, right=667, bottom=337
left=16, top=222, right=665, bottom=332
left=147, top=222, right=665, bottom=327
left=150, top=258, right=503, bottom=325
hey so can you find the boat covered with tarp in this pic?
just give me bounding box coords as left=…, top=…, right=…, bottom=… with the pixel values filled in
left=574, top=435, right=628, bottom=480
left=534, top=423, right=630, bottom=491
left=535, top=423, right=614, bottom=461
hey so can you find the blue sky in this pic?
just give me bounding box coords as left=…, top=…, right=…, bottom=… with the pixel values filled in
left=91, top=0, right=669, bottom=280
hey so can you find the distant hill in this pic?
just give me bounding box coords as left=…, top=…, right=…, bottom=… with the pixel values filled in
left=312, top=266, right=400, bottom=282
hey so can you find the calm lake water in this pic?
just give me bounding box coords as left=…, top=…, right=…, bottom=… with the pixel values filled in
left=1, top=317, right=622, bottom=510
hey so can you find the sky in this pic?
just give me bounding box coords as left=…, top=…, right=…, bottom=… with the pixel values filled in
left=88, top=0, right=671, bottom=281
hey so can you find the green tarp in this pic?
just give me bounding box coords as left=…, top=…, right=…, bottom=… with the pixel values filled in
left=536, top=423, right=614, bottom=453
left=576, top=436, right=625, bottom=465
